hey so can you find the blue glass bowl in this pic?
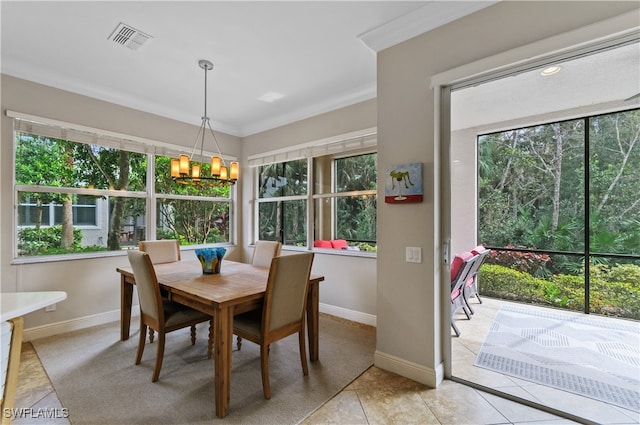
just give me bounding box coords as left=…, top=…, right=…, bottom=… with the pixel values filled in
left=195, top=247, right=227, bottom=274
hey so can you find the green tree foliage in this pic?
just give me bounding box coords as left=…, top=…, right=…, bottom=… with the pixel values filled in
left=155, top=156, right=230, bottom=245
left=335, top=153, right=377, bottom=243
left=257, top=160, right=307, bottom=244
left=478, top=109, right=640, bottom=261
left=477, top=108, right=640, bottom=318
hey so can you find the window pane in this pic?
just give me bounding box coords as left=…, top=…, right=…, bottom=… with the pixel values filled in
left=17, top=194, right=51, bottom=226
left=258, top=160, right=307, bottom=198
left=16, top=133, right=147, bottom=190
left=335, top=153, right=377, bottom=192
left=589, top=110, right=640, bottom=256
left=155, top=155, right=231, bottom=198
left=478, top=120, right=585, bottom=251
left=258, top=200, right=306, bottom=246
left=336, top=195, right=377, bottom=245
left=17, top=192, right=145, bottom=256
left=156, top=199, right=230, bottom=244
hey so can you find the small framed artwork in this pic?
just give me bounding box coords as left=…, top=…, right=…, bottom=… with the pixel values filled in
left=385, top=162, right=423, bottom=203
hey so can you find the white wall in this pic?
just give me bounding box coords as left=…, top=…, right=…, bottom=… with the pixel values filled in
left=375, top=1, right=639, bottom=387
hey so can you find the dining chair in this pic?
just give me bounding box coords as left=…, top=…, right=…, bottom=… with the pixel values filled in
left=234, top=252, right=315, bottom=399
left=450, top=251, right=478, bottom=337
left=251, top=240, right=282, bottom=267
left=127, top=250, right=213, bottom=382
left=138, top=239, right=181, bottom=342
left=138, top=239, right=181, bottom=264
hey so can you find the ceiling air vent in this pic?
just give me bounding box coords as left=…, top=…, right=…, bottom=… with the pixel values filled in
left=108, top=22, right=152, bottom=51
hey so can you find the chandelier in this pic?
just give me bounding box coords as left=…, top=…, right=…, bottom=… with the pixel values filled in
left=170, top=59, right=239, bottom=186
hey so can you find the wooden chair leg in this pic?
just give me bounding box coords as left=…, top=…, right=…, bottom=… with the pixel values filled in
left=260, top=344, right=271, bottom=399
left=190, top=324, right=197, bottom=345
left=135, top=322, right=147, bottom=365
left=236, top=335, right=243, bottom=350
left=298, top=328, right=309, bottom=376
left=260, top=344, right=271, bottom=400
left=152, top=332, right=166, bottom=382
left=207, top=319, right=213, bottom=359
left=148, top=328, right=155, bottom=343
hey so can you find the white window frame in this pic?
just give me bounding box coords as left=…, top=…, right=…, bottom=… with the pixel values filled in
left=249, top=128, right=377, bottom=256
left=9, top=111, right=237, bottom=263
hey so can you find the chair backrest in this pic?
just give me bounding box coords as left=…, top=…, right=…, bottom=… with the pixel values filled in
left=450, top=251, right=478, bottom=298
left=450, top=251, right=474, bottom=282
left=138, top=239, right=181, bottom=264
left=468, top=245, right=491, bottom=283
left=263, top=253, right=314, bottom=333
left=252, top=240, right=282, bottom=267
left=127, top=250, right=163, bottom=324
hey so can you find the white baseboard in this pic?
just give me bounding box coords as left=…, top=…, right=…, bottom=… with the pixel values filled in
left=23, top=306, right=140, bottom=342
left=24, top=303, right=373, bottom=341
left=319, top=303, right=376, bottom=327
left=374, top=350, right=444, bottom=388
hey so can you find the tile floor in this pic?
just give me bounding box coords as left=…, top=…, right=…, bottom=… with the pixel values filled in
left=12, top=302, right=637, bottom=424
left=451, top=297, right=640, bottom=425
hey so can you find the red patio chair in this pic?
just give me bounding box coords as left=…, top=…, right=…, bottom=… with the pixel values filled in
left=450, top=251, right=478, bottom=337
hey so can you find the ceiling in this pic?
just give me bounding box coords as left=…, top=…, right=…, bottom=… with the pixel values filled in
left=1, top=1, right=495, bottom=137
left=451, top=40, right=640, bottom=132
left=2, top=2, right=638, bottom=139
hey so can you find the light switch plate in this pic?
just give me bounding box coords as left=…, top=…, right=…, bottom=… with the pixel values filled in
left=405, top=247, right=422, bottom=263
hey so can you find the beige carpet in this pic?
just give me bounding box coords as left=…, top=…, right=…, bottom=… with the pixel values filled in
left=32, top=315, right=375, bottom=424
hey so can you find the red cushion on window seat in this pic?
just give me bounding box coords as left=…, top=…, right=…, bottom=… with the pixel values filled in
left=314, top=240, right=332, bottom=248
left=330, top=239, right=349, bottom=249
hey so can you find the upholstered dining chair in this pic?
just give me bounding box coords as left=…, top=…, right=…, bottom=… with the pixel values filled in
left=138, top=239, right=181, bottom=342
left=127, top=250, right=213, bottom=382
left=138, top=239, right=181, bottom=264
left=234, top=252, right=314, bottom=399
left=251, top=240, right=282, bottom=267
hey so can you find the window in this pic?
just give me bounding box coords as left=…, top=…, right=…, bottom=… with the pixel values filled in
left=314, top=153, right=377, bottom=250
left=256, top=159, right=308, bottom=246
left=252, top=130, right=377, bottom=253
left=477, top=108, right=640, bottom=319
left=13, top=116, right=235, bottom=259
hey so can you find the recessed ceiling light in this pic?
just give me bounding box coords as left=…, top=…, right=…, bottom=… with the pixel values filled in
left=540, top=65, right=562, bottom=76
left=258, top=92, right=285, bottom=103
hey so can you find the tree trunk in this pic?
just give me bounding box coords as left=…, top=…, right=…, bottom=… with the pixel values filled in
left=107, top=151, right=130, bottom=250
left=61, top=194, right=74, bottom=249
left=551, top=126, right=564, bottom=232
left=61, top=144, right=75, bottom=248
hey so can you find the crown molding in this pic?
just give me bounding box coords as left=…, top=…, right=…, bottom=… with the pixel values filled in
left=358, top=1, right=498, bottom=53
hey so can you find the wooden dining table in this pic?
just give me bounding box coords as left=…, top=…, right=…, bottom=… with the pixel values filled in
left=116, top=258, right=324, bottom=418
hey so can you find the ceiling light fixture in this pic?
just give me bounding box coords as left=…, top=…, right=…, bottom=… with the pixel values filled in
left=171, top=60, right=238, bottom=187
left=258, top=91, right=285, bottom=103
left=540, top=65, right=562, bottom=76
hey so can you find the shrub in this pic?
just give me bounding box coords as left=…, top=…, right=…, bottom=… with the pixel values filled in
left=478, top=262, right=640, bottom=320
left=486, top=246, right=551, bottom=277
left=18, top=226, right=106, bottom=256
